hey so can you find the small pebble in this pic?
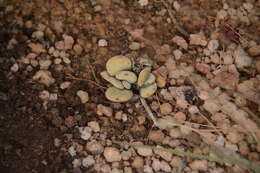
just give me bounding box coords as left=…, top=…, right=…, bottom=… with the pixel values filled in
left=32, top=31, right=44, bottom=39
left=39, top=59, right=52, bottom=69
left=160, top=160, right=172, bottom=172
left=88, top=121, right=100, bottom=132
left=138, top=0, right=148, bottom=6
left=77, top=90, right=89, bottom=104
left=103, top=147, right=122, bottom=162
left=172, top=36, right=188, bottom=50
left=173, top=1, right=181, bottom=11
left=203, top=99, right=221, bottom=115
left=26, top=65, right=33, bottom=71
left=121, top=150, right=132, bottom=161
left=65, top=116, right=77, bottom=128
left=124, top=167, right=132, bottom=173
left=173, top=49, right=183, bottom=60
left=154, top=149, right=172, bottom=161
left=62, top=57, right=71, bottom=64
left=122, top=113, right=128, bottom=122
left=72, top=159, right=81, bottom=168
left=10, top=63, right=19, bottom=72
left=32, top=70, right=55, bottom=86
left=54, top=138, right=61, bottom=147
left=68, top=146, right=77, bottom=157
left=48, top=47, right=55, bottom=54
left=82, top=155, right=95, bottom=168
left=97, top=104, right=113, bottom=117
left=27, top=53, right=37, bottom=59
left=63, top=35, right=74, bottom=50
left=53, top=50, right=60, bottom=57
left=115, top=111, right=123, bottom=120
left=54, top=58, right=62, bottom=64
left=60, top=81, right=71, bottom=89
left=100, top=164, right=112, bottom=172
left=132, top=156, right=144, bottom=168
left=207, top=40, right=219, bottom=52
left=223, top=53, right=234, bottom=64
left=248, top=45, right=260, bottom=56
left=55, top=41, right=65, bottom=50
left=98, top=39, right=108, bottom=47
left=148, top=130, right=165, bottom=143
left=39, top=90, right=50, bottom=100
left=160, top=103, right=172, bottom=115
left=137, top=115, right=146, bottom=125
left=189, top=34, right=207, bottom=46
left=143, top=165, right=153, bottom=173
left=136, top=145, right=153, bottom=157
left=188, top=106, right=199, bottom=114
left=78, top=127, right=92, bottom=140
left=227, top=130, right=243, bottom=144
left=174, top=112, right=186, bottom=122
left=129, top=42, right=141, bottom=50
left=30, top=59, right=39, bottom=67
left=152, top=158, right=160, bottom=172
left=73, top=44, right=83, bottom=55
left=49, top=93, right=58, bottom=101
left=234, top=46, right=252, bottom=68
left=189, top=160, right=208, bottom=171
left=28, top=43, right=46, bottom=54
left=86, top=141, right=104, bottom=154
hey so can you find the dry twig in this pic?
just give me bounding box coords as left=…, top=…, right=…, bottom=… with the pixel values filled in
left=140, top=97, right=158, bottom=125
left=66, top=74, right=107, bottom=89
left=85, top=57, right=100, bottom=84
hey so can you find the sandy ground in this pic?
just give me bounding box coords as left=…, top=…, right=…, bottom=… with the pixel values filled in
left=0, top=0, right=260, bottom=173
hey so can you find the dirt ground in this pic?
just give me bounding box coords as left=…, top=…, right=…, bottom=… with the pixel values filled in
left=0, top=0, right=260, bottom=173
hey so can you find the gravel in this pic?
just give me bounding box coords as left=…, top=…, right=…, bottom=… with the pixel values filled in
left=129, top=42, right=141, bottom=50
left=76, top=90, right=89, bottom=104
left=132, top=156, right=144, bottom=169
left=88, top=121, right=100, bottom=132
left=98, top=39, right=108, bottom=47
left=86, top=140, right=104, bottom=154
left=103, top=147, right=122, bottom=162
left=82, top=155, right=95, bottom=168
left=234, top=46, right=252, bottom=68
left=136, top=146, right=153, bottom=157
left=189, top=33, right=207, bottom=46
left=159, top=103, right=172, bottom=115
left=10, top=63, right=19, bottom=72
left=3, top=1, right=260, bottom=172
left=78, top=127, right=92, bottom=140
left=32, top=70, right=55, bottom=86
left=97, top=104, right=113, bottom=117
left=189, top=160, right=208, bottom=171
left=68, top=146, right=77, bottom=157
left=60, top=81, right=71, bottom=89
left=172, top=36, right=188, bottom=50
left=160, top=160, right=172, bottom=172
left=154, top=149, right=172, bottom=161
left=148, top=130, right=165, bottom=143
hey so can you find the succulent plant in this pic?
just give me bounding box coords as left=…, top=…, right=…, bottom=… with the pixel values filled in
left=105, top=87, right=133, bottom=103
left=101, top=55, right=157, bottom=102
left=106, top=55, right=132, bottom=76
